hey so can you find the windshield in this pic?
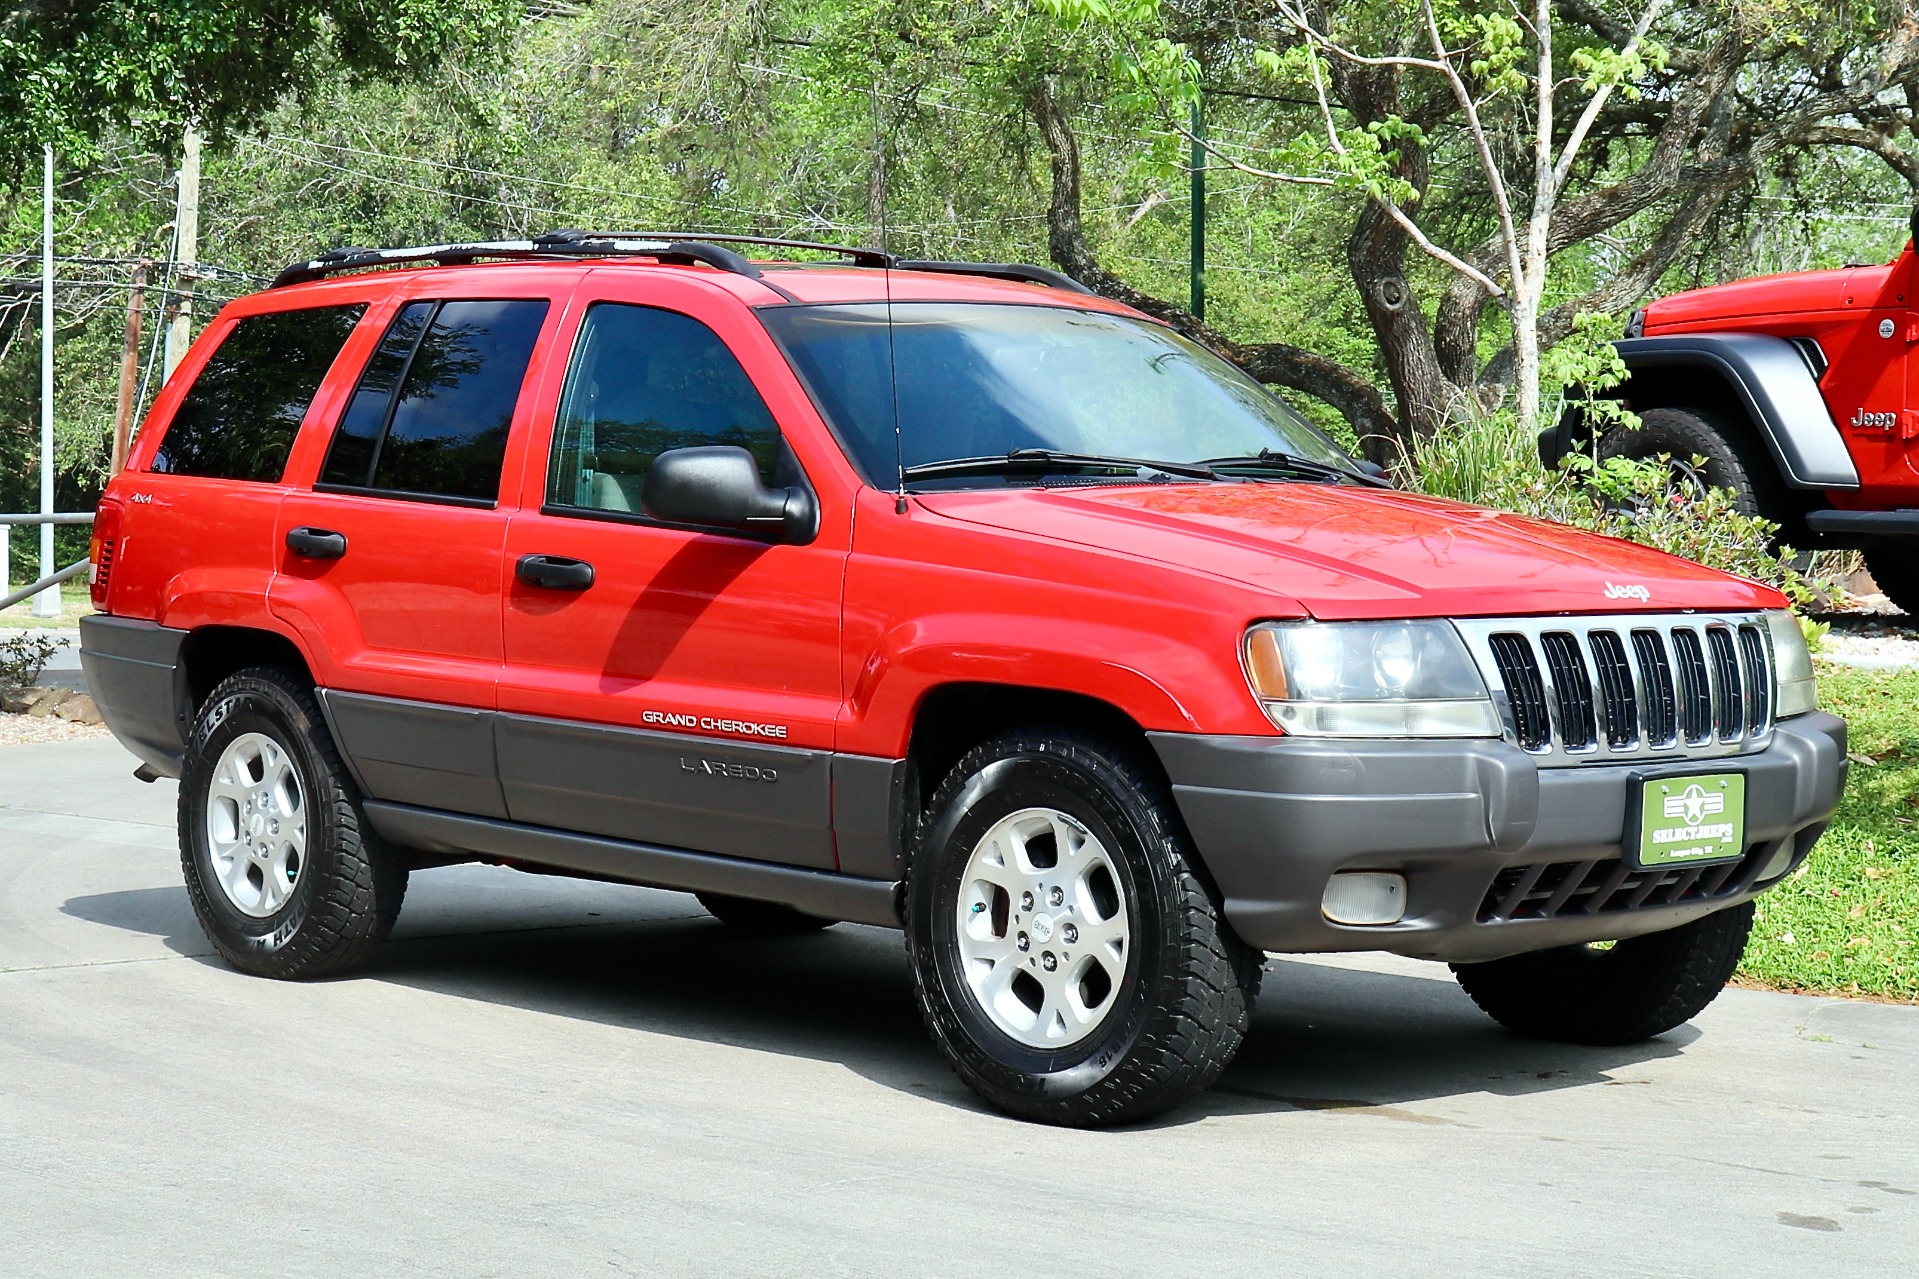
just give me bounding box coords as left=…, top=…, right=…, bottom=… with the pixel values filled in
left=760, top=302, right=1355, bottom=487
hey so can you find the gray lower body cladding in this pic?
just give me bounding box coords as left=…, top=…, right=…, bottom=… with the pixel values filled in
left=1149, top=713, right=1847, bottom=962
left=77, top=615, right=191, bottom=777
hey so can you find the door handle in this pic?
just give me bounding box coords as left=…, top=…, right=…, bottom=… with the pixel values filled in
left=516, top=554, right=595, bottom=591
left=286, top=527, right=347, bottom=559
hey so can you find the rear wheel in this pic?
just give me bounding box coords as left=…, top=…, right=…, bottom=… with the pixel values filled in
left=180, top=667, right=407, bottom=979
left=695, top=892, right=833, bottom=933
left=1598, top=406, right=1781, bottom=521
left=905, top=727, right=1259, bottom=1126
left=1864, top=549, right=1919, bottom=617
left=1450, top=901, right=1754, bottom=1045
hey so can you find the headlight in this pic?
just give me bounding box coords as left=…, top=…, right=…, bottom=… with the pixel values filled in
left=1243, top=620, right=1500, bottom=737
left=1766, top=609, right=1817, bottom=718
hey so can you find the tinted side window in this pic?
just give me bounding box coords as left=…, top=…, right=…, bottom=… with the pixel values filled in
left=320, top=298, right=548, bottom=503
left=546, top=304, right=781, bottom=514
left=152, top=304, right=366, bottom=481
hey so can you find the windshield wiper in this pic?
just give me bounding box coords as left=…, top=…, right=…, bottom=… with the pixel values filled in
left=900, top=449, right=1220, bottom=484
left=1199, top=449, right=1392, bottom=488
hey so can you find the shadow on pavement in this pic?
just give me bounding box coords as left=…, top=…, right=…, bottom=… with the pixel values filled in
left=63, top=870, right=1692, bottom=1125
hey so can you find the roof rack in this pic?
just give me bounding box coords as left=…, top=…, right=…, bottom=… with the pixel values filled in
left=269, top=234, right=771, bottom=289
left=270, top=228, right=1096, bottom=297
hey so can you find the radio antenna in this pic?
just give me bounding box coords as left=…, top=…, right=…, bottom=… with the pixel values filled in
left=877, top=77, right=907, bottom=515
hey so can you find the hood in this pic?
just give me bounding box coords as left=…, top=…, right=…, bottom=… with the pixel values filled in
left=1646, top=261, right=1901, bottom=329
left=916, top=483, right=1781, bottom=620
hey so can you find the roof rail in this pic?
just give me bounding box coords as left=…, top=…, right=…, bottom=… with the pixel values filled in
left=268, top=235, right=769, bottom=289
left=894, top=260, right=1095, bottom=295
left=270, top=230, right=1098, bottom=297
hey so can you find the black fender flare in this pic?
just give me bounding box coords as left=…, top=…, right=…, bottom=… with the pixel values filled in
left=1543, top=333, right=1859, bottom=490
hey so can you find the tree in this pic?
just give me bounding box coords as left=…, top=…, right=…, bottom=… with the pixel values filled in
left=0, top=0, right=517, bottom=176
left=1032, top=1, right=1919, bottom=458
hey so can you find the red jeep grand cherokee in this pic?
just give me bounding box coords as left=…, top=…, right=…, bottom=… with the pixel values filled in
left=81, top=233, right=1847, bottom=1125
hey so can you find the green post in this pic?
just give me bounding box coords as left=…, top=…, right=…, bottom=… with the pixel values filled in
left=1189, top=94, right=1205, bottom=322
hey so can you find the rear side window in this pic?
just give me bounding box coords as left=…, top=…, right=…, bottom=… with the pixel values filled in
left=320, top=298, right=549, bottom=503
left=151, top=304, right=366, bottom=481
left=545, top=303, right=782, bottom=514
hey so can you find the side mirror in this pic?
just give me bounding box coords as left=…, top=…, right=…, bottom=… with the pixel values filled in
left=641, top=445, right=819, bottom=544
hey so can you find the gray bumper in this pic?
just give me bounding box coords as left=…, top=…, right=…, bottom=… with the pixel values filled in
left=1150, top=713, right=1847, bottom=962
left=78, top=615, right=190, bottom=777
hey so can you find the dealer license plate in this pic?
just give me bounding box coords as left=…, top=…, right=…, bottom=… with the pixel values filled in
left=1629, top=773, right=1747, bottom=870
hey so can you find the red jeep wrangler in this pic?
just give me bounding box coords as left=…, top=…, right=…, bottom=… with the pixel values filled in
left=1547, top=217, right=1919, bottom=613
left=81, top=233, right=1847, bottom=1125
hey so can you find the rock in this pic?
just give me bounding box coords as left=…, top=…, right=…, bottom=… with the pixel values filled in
left=26, top=686, right=64, bottom=718
left=53, top=692, right=101, bottom=724
left=1, top=686, right=39, bottom=714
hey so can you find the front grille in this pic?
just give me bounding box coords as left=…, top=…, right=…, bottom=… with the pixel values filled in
left=1479, top=840, right=1784, bottom=922
left=1456, top=613, right=1776, bottom=765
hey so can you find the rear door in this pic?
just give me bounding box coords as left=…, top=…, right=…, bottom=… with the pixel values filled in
left=496, top=271, right=850, bottom=868
left=272, top=271, right=570, bottom=817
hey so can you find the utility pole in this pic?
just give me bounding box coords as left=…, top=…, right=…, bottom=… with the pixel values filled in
left=163, top=128, right=201, bottom=383
left=111, top=261, right=149, bottom=474
left=1189, top=94, right=1206, bottom=324
left=34, top=145, right=57, bottom=618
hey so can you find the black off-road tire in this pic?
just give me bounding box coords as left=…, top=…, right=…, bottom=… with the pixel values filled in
left=1864, top=550, right=1919, bottom=617
left=1598, top=406, right=1783, bottom=520
left=180, top=667, right=407, bottom=979
left=1450, top=901, right=1755, bottom=1045
left=695, top=892, right=834, bottom=933
left=905, top=727, right=1260, bottom=1126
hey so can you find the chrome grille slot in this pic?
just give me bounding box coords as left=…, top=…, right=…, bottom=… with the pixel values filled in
left=1589, top=631, right=1637, bottom=748
left=1632, top=629, right=1677, bottom=747
left=1671, top=629, right=1713, bottom=744
left=1488, top=633, right=1551, bottom=751
left=1539, top=632, right=1596, bottom=751
left=1707, top=627, right=1743, bottom=740
left=1739, top=625, right=1771, bottom=733
left=1456, top=612, right=1776, bottom=766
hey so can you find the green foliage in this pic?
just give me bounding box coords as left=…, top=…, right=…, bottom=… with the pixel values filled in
left=0, top=0, right=517, bottom=177
left=0, top=632, right=58, bottom=688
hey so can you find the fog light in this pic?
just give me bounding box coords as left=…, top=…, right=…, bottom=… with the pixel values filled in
left=1322, top=872, right=1407, bottom=926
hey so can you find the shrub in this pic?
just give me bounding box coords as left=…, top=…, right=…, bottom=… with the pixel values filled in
left=0, top=633, right=60, bottom=690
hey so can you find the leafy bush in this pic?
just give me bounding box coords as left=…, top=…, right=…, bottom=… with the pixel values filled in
left=1404, top=405, right=1829, bottom=613
left=0, top=633, right=60, bottom=689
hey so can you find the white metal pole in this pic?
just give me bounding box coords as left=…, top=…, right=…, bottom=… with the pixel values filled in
left=33, top=144, right=57, bottom=619
left=163, top=128, right=201, bottom=383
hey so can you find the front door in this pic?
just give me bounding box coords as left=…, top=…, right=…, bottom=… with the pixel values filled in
left=273, top=277, right=566, bottom=817
left=497, top=275, right=849, bottom=868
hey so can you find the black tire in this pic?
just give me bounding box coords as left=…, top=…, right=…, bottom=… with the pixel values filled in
left=905, top=727, right=1260, bottom=1126
left=1450, top=901, right=1755, bottom=1045
left=695, top=892, right=834, bottom=933
left=1598, top=406, right=1782, bottom=520
left=179, top=667, right=407, bottom=979
left=1864, top=549, right=1919, bottom=617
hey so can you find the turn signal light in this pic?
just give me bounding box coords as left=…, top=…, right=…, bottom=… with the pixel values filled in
left=89, top=501, right=121, bottom=610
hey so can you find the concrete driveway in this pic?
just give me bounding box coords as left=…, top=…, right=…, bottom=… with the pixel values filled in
left=2, top=736, right=1916, bottom=1278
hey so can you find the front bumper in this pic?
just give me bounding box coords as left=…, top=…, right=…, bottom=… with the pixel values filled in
left=1150, top=712, right=1847, bottom=962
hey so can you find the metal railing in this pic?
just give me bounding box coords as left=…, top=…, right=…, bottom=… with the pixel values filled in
left=0, top=511, right=93, bottom=613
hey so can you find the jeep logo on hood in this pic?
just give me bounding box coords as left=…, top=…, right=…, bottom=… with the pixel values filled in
left=1604, top=582, right=1651, bottom=602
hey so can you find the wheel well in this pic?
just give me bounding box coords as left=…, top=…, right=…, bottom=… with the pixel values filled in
left=180, top=626, right=313, bottom=713
left=904, top=683, right=1155, bottom=816
left=1605, top=366, right=1810, bottom=524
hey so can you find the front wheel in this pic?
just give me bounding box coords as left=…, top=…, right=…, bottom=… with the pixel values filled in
left=1450, top=901, right=1754, bottom=1045
left=179, top=667, right=407, bottom=979
left=1597, top=406, right=1779, bottom=520
left=905, top=728, right=1259, bottom=1126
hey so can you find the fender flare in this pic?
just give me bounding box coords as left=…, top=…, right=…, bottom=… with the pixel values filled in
left=1546, top=333, right=1859, bottom=490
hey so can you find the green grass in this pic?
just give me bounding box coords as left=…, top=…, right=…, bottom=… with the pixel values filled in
left=1742, top=662, right=1919, bottom=1002
left=0, top=580, right=91, bottom=629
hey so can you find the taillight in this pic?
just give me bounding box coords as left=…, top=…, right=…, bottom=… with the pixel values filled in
left=89, top=501, right=122, bottom=610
